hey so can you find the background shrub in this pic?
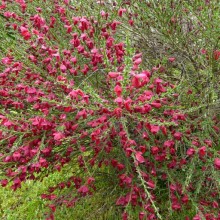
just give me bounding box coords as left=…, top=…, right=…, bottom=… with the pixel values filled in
left=0, top=0, right=219, bottom=219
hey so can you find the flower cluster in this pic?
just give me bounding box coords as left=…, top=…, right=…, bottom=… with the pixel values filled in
left=0, top=1, right=219, bottom=219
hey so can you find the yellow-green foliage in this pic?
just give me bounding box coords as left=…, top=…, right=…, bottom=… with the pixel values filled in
left=0, top=161, right=123, bottom=220
left=0, top=169, right=68, bottom=220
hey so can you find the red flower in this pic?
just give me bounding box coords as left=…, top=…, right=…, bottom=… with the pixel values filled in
left=1, top=179, right=8, bottom=187
left=193, top=215, right=201, bottom=220
left=87, top=177, right=95, bottom=185
left=168, top=57, right=176, bottom=62
left=172, top=202, right=181, bottom=210
left=78, top=185, right=89, bottom=195
left=149, top=124, right=160, bottom=134
left=139, top=212, right=145, bottom=220
left=213, top=50, right=220, bottom=60
left=146, top=180, right=155, bottom=189
left=187, top=148, right=195, bottom=156
left=135, top=151, right=145, bottom=163
left=118, top=8, right=126, bottom=17
left=129, top=19, right=134, bottom=26
left=53, top=132, right=65, bottom=141
left=48, top=194, right=57, bottom=200
left=108, top=72, right=120, bottom=78
left=60, top=64, right=67, bottom=72
left=151, top=101, right=161, bottom=109
left=48, top=204, right=56, bottom=212
left=201, top=48, right=207, bottom=54
left=173, top=132, right=182, bottom=140
left=212, top=200, right=219, bottom=208
left=20, top=26, right=31, bottom=40
left=114, top=97, right=123, bottom=106
left=122, top=212, right=128, bottom=220
left=181, top=194, right=189, bottom=204
left=151, top=146, right=159, bottom=155
left=214, top=158, right=220, bottom=170
left=132, top=76, right=141, bottom=88
left=12, top=152, right=21, bottom=161
left=134, top=58, right=142, bottom=65
left=198, top=146, right=206, bottom=157
left=114, top=85, right=122, bottom=97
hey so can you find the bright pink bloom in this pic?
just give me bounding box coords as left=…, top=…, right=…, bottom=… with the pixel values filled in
left=193, top=215, right=201, bottom=220
left=12, top=152, right=21, bottom=161
left=135, top=151, right=145, bottom=163
left=114, top=85, right=122, bottom=97
left=201, top=48, right=207, bottom=54
left=151, top=146, right=159, bottom=155
left=20, top=26, right=31, bottom=40
left=108, top=72, right=120, bottom=78
left=198, top=146, right=206, bottom=157
left=78, top=185, right=89, bottom=195
left=118, top=8, right=126, bottom=17
left=172, top=202, right=181, bottom=210
left=214, top=158, right=220, bottom=170
left=214, top=50, right=220, bottom=60
left=151, top=101, right=161, bottom=108
left=173, top=132, right=182, bottom=140
left=1, top=179, right=8, bottom=187
left=168, top=57, right=176, bottom=62
left=187, top=148, right=195, bottom=156
left=134, top=58, right=142, bottom=65
left=149, top=125, right=160, bottom=134
left=53, top=132, right=65, bottom=141
left=60, top=64, right=67, bottom=72
left=147, top=180, right=155, bottom=189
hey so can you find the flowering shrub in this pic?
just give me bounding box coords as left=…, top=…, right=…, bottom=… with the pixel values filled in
left=0, top=0, right=220, bottom=219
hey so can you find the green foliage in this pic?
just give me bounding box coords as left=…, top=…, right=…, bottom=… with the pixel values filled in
left=0, top=0, right=219, bottom=219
